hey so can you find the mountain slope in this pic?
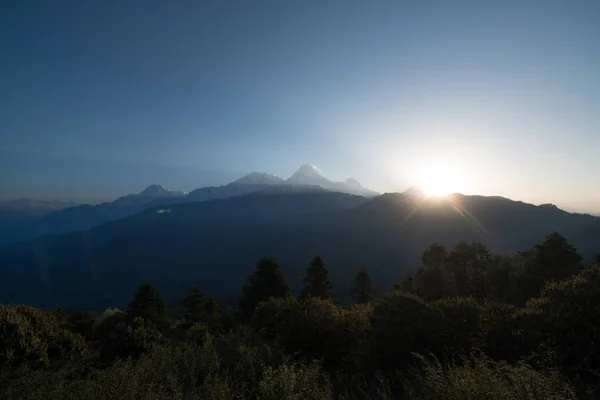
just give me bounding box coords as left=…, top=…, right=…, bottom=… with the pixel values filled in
left=0, top=199, right=79, bottom=247
left=0, top=191, right=598, bottom=309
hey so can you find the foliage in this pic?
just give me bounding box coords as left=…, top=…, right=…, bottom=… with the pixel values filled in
left=406, top=354, right=576, bottom=400
left=182, top=285, right=220, bottom=331
left=433, top=297, right=483, bottom=361
left=127, top=283, right=169, bottom=328
left=300, top=255, right=334, bottom=300
left=369, top=290, right=440, bottom=370
left=1, top=240, right=599, bottom=399
left=515, top=232, right=583, bottom=301
left=238, top=257, right=292, bottom=318
left=253, top=296, right=343, bottom=367
left=350, top=266, right=376, bottom=304
left=515, top=266, right=600, bottom=381
left=0, top=304, right=85, bottom=369
left=258, top=361, right=333, bottom=400
left=99, top=316, right=164, bottom=361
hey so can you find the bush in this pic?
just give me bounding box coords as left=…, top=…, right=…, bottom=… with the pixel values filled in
left=406, top=354, right=576, bottom=400
left=258, top=361, right=333, bottom=400
left=515, top=266, right=600, bottom=380
left=0, top=304, right=86, bottom=369
left=254, top=296, right=369, bottom=370
left=433, top=297, right=483, bottom=361
left=480, top=302, right=521, bottom=362
left=1, top=341, right=221, bottom=400
left=369, top=291, right=440, bottom=371
left=98, top=316, right=164, bottom=361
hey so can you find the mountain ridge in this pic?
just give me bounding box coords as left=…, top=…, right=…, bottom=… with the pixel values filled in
left=1, top=190, right=598, bottom=309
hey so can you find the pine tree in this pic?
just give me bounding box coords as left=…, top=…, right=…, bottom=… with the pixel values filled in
left=128, top=283, right=169, bottom=327
left=534, top=232, right=583, bottom=282
left=301, top=256, right=334, bottom=300
left=350, top=266, right=376, bottom=303
left=183, top=286, right=218, bottom=325
left=515, top=233, right=584, bottom=302
left=239, top=257, right=292, bottom=318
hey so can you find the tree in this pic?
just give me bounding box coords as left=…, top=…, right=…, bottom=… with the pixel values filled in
left=515, top=232, right=583, bottom=301
left=128, top=283, right=169, bottom=327
left=422, top=243, right=448, bottom=269
left=469, top=243, right=492, bottom=302
left=446, top=241, right=473, bottom=297
left=593, top=252, right=600, bottom=266
left=239, top=257, right=292, bottom=318
left=534, top=232, right=582, bottom=282
left=301, top=256, right=334, bottom=300
left=487, top=254, right=517, bottom=304
left=350, top=266, right=376, bottom=304
left=395, top=270, right=416, bottom=293
left=414, top=244, right=451, bottom=300
left=183, top=286, right=218, bottom=325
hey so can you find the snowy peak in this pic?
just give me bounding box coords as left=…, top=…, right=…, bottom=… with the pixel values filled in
left=234, top=171, right=285, bottom=185
left=286, top=164, right=330, bottom=185
left=140, top=184, right=169, bottom=197
left=139, top=185, right=185, bottom=197
left=296, top=164, right=321, bottom=176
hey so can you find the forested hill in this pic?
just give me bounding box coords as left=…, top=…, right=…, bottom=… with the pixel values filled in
left=0, top=190, right=599, bottom=309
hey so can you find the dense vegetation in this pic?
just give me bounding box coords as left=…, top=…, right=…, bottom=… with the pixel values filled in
left=2, top=231, right=600, bottom=399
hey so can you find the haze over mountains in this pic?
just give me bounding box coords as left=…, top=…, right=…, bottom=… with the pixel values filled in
left=0, top=165, right=377, bottom=247
left=0, top=163, right=599, bottom=308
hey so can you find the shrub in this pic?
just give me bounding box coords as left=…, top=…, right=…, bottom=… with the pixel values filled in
left=406, top=354, right=576, bottom=400
left=369, top=291, right=440, bottom=371
left=254, top=296, right=363, bottom=370
left=0, top=304, right=86, bottom=369
left=99, top=316, right=164, bottom=361
left=515, top=266, right=600, bottom=380
left=258, top=361, right=333, bottom=400
left=433, top=297, right=483, bottom=361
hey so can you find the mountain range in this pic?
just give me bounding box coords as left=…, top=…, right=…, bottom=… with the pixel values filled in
left=0, top=165, right=377, bottom=247
left=0, top=185, right=599, bottom=309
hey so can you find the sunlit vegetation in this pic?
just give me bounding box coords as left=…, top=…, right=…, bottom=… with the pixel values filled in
left=1, top=232, right=599, bottom=399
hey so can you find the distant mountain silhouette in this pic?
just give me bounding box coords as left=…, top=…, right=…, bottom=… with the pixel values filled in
left=0, top=199, right=79, bottom=247
left=0, top=198, right=78, bottom=213
left=111, top=184, right=186, bottom=207
left=1, top=190, right=598, bottom=309
left=0, top=165, right=379, bottom=247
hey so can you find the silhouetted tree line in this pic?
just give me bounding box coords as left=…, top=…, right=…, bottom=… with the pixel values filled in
left=1, top=232, right=599, bottom=399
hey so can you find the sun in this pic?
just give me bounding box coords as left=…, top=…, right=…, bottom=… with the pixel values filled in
left=416, top=163, right=464, bottom=197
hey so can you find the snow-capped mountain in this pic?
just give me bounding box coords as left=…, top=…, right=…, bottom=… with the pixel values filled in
left=112, top=185, right=186, bottom=207
left=286, top=164, right=379, bottom=197
left=286, top=164, right=332, bottom=187
left=234, top=171, right=285, bottom=185
left=139, top=184, right=185, bottom=197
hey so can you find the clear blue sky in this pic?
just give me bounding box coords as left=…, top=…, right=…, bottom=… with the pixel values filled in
left=1, top=0, right=599, bottom=212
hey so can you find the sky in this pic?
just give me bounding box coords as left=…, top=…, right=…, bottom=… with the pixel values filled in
left=1, top=0, right=599, bottom=212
